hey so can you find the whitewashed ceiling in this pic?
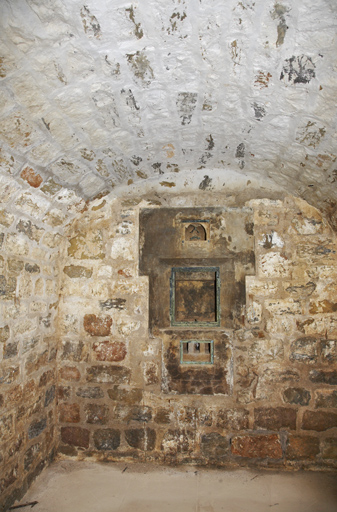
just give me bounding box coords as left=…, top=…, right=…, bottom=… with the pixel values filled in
left=1, top=0, right=337, bottom=224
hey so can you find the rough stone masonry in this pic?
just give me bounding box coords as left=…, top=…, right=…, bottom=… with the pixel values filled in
left=0, top=0, right=337, bottom=511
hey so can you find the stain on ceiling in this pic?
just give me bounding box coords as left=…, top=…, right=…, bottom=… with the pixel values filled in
left=0, top=0, right=337, bottom=224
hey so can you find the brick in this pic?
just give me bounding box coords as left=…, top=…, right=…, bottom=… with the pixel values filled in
left=283, top=387, right=311, bottom=406
left=309, top=370, right=337, bottom=385
left=93, top=340, right=126, bottom=362
left=302, top=410, right=337, bottom=431
left=84, top=314, right=112, bottom=336
left=59, top=366, right=80, bottom=381
left=93, top=429, right=120, bottom=451
left=85, top=404, right=109, bottom=424
left=59, top=403, right=80, bottom=423
left=61, top=426, right=90, bottom=448
left=201, top=433, right=228, bottom=460
left=125, top=428, right=156, bottom=451
left=286, top=436, right=319, bottom=460
left=86, top=365, right=130, bottom=384
left=254, top=407, right=297, bottom=430
left=231, top=434, right=282, bottom=459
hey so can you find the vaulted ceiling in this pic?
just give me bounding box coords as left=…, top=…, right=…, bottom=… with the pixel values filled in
left=1, top=0, right=337, bottom=225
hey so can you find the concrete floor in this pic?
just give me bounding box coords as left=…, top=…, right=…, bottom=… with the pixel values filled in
left=17, top=460, right=337, bottom=512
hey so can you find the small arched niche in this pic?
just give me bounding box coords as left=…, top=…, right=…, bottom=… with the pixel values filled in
left=185, top=223, right=207, bottom=241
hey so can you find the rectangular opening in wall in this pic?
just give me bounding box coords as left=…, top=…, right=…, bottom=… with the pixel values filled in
left=180, top=340, right=214, bottom=364
left=170, top=267, right=220, bottom=326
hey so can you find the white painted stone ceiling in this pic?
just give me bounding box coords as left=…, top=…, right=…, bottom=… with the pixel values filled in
left=0, top=0, right=337, bottom=223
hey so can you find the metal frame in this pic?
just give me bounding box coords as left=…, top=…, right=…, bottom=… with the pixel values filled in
left=170, top=266, right=220, bottom=327
left=180, top=340, right=214, bottom=365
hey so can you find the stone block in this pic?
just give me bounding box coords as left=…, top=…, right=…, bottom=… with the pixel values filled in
left=25, top=263, right=40, bottom=273
left=286, top=436, right=319, bottom=460
left=302, top=410, right=337, bottom=431
left=67, top=231, right=104, bottom=260
left=61, top=340, right=86, bottom=361
left=216, top=409, right=249, bottom=430
left=283, top=387, right=311, bottom=406
left=321, top=438, right=337, bottom=459
left=63, top=265, right=93, bottom=279
left=0, top=275, right=16, bottom=298
left=143, top=361, right=159, bottom=385
left=5, top=233, right=29, bottom=256
left=315, top=390, right=337, bottom=408
left=254, top=407, right=296, bottom=430
left=125, top=428, right=156, bottom=451
left=115, top=405, right=152, bottom=423
left=93, top=340, right=126, bottom=362
left=264, top=299, right=302, bottom=316
left=231, top=434, right=282, bottom=459
left=85, top=404, right=109, bottom=424
left=28, top=418, right=47, bottom=439
left=59, top=404, right=80, bottom=423
left=320, top=340, right=337, bottom=363
left=290, top=337, right=318, bottom=364
left=259, top=252, right=290, bottom=278
left=161, top=429, right=194, bottom=455
left=84, top=314, right=112, bottom=336
left=61, top=426, right=90, bottom=448
left=100, top=298, right=126, bottom=310
left=0, top=325, right=10, bottom=343
left=200, top=433, right=229, bottom=460
left=107, top=386, right=142, bottom=404
left=76, top=387, right=104, bottom=399
left=86, top=365, right=130, bottom=384
left=24, top=443, right=41, bottom=471
left=309, top=370, right=337, bottom=385
left=8, top=258, right=24, bottom=272
left=59, top=366, right=81, bottom=381
left=93, top=429, right=120, bottom=451
left=0, top=413, right=14, bottom=442
left=44, top=385, right=56, bottom=407
left=154, top=408, right=171, bottom=424
left=57, top=386, right=71, bottom=401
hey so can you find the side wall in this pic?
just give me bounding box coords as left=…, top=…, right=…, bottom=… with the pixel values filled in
left=0, top=175, right=68, bottom=512
left=57, top=194, right=337, bottom=469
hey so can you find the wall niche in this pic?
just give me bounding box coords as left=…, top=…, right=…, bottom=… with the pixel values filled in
left=139, top=207, right=255, bottom=395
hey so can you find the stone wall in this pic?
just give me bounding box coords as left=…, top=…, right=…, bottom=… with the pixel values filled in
left=57, top=193, right=337, bottom=469
left=0, top=173, right=84, bottom=512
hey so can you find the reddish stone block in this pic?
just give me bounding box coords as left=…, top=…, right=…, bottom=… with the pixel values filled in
left=61, top=426, right=89, bottom=448
left=85, top=403, right=109, bottom=424
left=84, top=314, right=112, bottom=336
left=231, top=434, right=282, bottom=459
left=59, top=403, right=80, bottom=423
left=20, top=166, right=43, bottom=188
left=254, top=407, right=296, bottom=430
left=93, top=340, right=126, bottom=362
left=286, top=436, right=319, bottom=460
left=302, top=410, right=337, bottom=432
left=59, top=366, right=80, bottom=381
left=321, top=438, right=337, bottom=459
